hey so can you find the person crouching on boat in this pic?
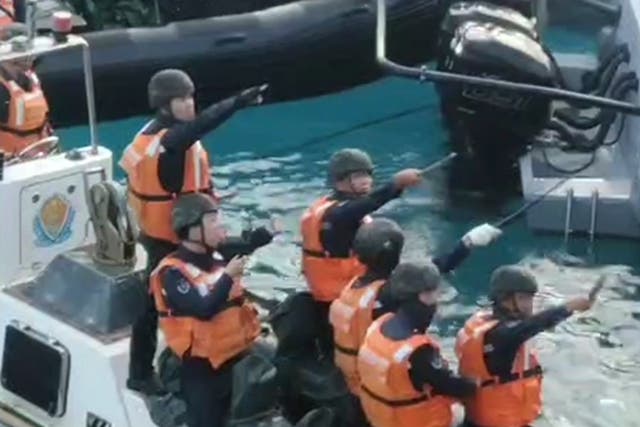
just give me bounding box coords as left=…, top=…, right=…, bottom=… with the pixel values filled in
left=150, top=193, right=261, bottom=427
left=455, top=265, right=599, bottom=427
left=301, top=148, right=423, bottom=357
left=120, top=68, right=267, bottom=395
left=0, top=23, right=55, bottom=159
left=357, top=261, right=479, bottom=427
left=0, top=0, right=15, bottom=27
left=330, top=218, right=501, bottom=397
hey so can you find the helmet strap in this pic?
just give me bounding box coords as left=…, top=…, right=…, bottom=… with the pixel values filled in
left=347, top=172, right=370, bottom=196
left=500, top=294, right=525, bottom=319
left=183, top=219, right=215, bottom=254
left=198, top=220, right=217, bottom=254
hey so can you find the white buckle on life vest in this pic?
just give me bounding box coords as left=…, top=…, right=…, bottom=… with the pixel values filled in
left=393, top=343, right=415, bottom=363
left=359, top=287, right=378, bottom=309
left=329, top=300, right=356, bottom=333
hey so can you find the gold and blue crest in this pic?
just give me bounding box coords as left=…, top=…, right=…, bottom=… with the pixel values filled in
left=33, top=194, right=75, bottom=247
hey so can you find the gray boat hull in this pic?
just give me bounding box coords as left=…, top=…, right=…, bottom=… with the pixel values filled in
left=520, top=0, right=640, bottom=239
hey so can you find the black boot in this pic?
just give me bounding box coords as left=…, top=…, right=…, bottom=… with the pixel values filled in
left=128, top=294, right=165, bottom=395
left=127, top=373, right=167, bottom=396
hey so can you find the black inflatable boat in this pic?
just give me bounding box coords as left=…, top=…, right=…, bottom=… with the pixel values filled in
left=34, top=0, right=442, bottom=127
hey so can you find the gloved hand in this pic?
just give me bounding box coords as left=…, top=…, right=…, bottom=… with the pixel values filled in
left=224, top=255, right=249, bottom=278
left=393, top=168, right=423, bottom=190
left=238, top=83, right=269, bottom=106
left=249, top=226, right=274, bottom=248
left=462, top=223, right=502, bottom=248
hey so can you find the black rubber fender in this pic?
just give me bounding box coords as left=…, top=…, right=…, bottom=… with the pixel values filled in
left=36, top=0, right=442, bottom=126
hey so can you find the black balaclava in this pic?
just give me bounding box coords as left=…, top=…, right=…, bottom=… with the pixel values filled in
left=399, top=299, right=437, bottom=332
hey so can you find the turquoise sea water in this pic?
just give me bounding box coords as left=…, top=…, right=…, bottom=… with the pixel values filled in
left=56, top=28, right=640, bottom=426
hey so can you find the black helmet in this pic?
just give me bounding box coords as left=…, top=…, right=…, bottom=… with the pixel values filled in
left=388, top=261, right=441, bottom=303
left=489, top=265, right=538, bottom=301
left=148, top=69, right=195, bottom=109
left=171, top=193, right=218, bottom=236
left=328, top=148, right=374, bottom=184
left=353, top=218, right=404, bottom=266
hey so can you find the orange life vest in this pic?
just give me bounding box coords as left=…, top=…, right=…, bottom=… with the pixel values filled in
left=119, top=124, right=212, bottom=243
left=357, top=313, right=455, bottom=427
left=0, top=70, right=51, bottom=156
left=150, top=256, right=260, bottom=369
left=455, top=310, right=543, bottom=427
left=300, top=196, right=370, bottom=302
left=329, top=277, right=386, bottom=395
left=0, top=0, right=14, bottom=27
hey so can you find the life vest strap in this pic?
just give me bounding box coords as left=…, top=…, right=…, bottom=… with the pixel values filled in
left=335, top=342, right=359, bottom=356
left=303, top=248, right=356, bottom=259
left=158, top=298, right=244, bottom=318
left=361, top=385, right=429, bottom=407
left=0, top=3, right=14, bottom=19
left=302, top=248, right=329, bottom=258
left=0, top=122, right=46, bottom=136
left=129, top=186, right=212, bottom=202
left=481, top=365, right=543, bottom=387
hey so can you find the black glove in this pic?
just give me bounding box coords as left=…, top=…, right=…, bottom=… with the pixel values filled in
left=249, top=226, right=274, bottom=249
left=237, top=84, right=268, bottom=107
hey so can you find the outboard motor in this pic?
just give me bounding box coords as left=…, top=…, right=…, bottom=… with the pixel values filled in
left=432, top=2, right=636, bottom=192
left=436, top=14, right=556, bottom=191
left=437, top=0, right=537, bottom=26
left=438, top=1, right=538, bottom=50
left=436, top=2, right=539, bottom=95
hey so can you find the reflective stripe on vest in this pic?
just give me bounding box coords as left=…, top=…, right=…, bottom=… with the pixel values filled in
left=455, top=310, right=543, bottom=427
left=357, top=314, right=454, bottom=427
left=119, top=126, right=212, bottom=242
left=300, top=196, right=370, bottom=302
left=329, top=277, right=386, bottom=395
left=149, top=256, right=260, bottom=369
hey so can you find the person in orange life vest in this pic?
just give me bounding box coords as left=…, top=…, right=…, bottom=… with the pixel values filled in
left=357, top=261, right=480, bottom=427
left=121, top=68, right=268, bottom=395
left=301, top=148, right=423, bottom=356
left=150, top=193, right=263, bottom=427
left=0, top=23, right=54, bottom=159
left=456, top=265, right=600, bottom=427
left=330, top=219, right=501, bottom=396
left=0, top=0, right=15, bottom=26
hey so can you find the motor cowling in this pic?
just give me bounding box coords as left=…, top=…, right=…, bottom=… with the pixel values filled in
left=437, top=19, right=555, bottom=170
left=437, top=2, right=539, bottom=74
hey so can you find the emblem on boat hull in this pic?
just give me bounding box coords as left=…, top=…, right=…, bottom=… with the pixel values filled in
left=34, top=194, right=75, bottom=247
